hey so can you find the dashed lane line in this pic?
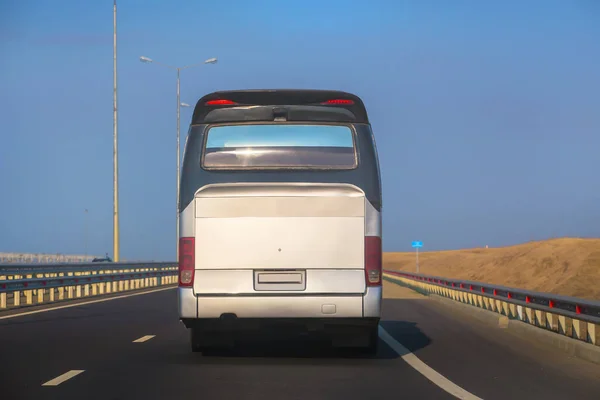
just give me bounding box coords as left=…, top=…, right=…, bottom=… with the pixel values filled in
left=42, top=370, right=85, bottom=386
left=133, top=335, right=156, bottom=343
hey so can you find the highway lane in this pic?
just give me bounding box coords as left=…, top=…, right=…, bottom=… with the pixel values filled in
left=0, top=281, right=598, bottom=400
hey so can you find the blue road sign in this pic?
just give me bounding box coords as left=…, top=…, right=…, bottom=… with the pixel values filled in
left=412, top=241, right=423, bottom=248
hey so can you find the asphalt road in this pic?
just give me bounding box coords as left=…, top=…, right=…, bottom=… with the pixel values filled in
left=0, top=281, right=599, bottom=400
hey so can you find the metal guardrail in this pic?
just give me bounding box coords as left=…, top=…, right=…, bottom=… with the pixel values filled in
left=0, top=252, right=98, bottom=264
left=383, top=269, right=600, bottom=347
left=0, top=262, right=178, bottom=309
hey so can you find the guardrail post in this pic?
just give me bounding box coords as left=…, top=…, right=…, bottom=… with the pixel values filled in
left=573, top=319, right=588, bottom=342
left=49, top=287, right=55, bottom=302
left=25, top=290, right=33, bottom=305
left=525, top=307, right=535, bottom=325
left=545, top=312, right=559, bottom=332
left=588, top=322, right=599, bottom=345
left=13, top=291, right=20, bottom=306
left=489, top=298, right=496, bottom=312
left=0, top=275, right=5, bottom=308
left=534, top=309, right=546, bottom=328
left=37, top=288, right=44, bottom=304
left=558, top=315, right=573, bottom=336
left=84, top=284, right=90, bottom=297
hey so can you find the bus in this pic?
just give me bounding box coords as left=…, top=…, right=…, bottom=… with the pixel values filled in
left=177, top=89, right=382, bottom=354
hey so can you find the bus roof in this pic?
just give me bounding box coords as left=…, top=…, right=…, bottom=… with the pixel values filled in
left=191, top=89, right=369, bottom=125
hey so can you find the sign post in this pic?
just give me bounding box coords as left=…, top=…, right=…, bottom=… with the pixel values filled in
left=411, top=241, right=423, bottom=273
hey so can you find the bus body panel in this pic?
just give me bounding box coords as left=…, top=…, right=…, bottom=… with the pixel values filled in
left=192, top=269, right=366, bottom=295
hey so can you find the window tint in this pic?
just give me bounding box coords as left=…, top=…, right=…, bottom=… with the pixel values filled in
left=203, top=124, right=356, bottom=169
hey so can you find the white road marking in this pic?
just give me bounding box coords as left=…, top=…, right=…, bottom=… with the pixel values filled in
left=133, top=335, right=155, bottom=343
left=42, top=370, right=85, bottom=386
left=379, top=326, right=483, bottom=400
left=0, top=286, right=176, bottom=321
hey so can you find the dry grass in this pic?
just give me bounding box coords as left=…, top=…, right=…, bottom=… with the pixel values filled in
left=384, top=238, right=600, bottom=301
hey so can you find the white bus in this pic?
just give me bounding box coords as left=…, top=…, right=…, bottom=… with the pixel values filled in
left=177, top=89, right=383, bottom=354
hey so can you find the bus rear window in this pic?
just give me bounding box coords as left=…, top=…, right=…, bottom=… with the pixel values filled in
left=202, top=124, right=357, bottom=169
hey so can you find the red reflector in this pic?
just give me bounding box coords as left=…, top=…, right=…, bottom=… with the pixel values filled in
left=322, top=99, right=354, bottom=105
left=548, top=300, right=554, bottom=308
left=575, top=304, right=581, bottom=314
left=205, top=99, right=237, bottom=105
left=365, top=236, right=382, bottom=286
left=178, top=237, right=195, bottom=287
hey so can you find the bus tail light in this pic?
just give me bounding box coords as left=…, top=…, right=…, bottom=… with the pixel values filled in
left=365, top=236, right=382, bottom=286
left=205, top=99, right=237, bottom=105
left=179, top=237, right=195, bottom=287
left=321, top=99, right=355, bottom=105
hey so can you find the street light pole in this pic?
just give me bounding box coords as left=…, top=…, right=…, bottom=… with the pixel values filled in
left=112, top=0, right=120, bottom=262
left=84, top=209, right=89, bottom=257
left=176, top=68, right=181, bottom=261
left=139, top=56, right=217, bottom=260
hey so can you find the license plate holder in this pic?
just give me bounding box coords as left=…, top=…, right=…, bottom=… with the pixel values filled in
left=254, top=270, right=306, bottom=291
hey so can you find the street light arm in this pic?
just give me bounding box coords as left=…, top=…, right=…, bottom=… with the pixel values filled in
left=180, top=59, right=217, bottom=70
left=179, top=63, right=204, bottom=70
left=139, top=56, right=178, bottom=69
left=150, top=60, right=179, bottom=70
left=140, top=56, right=217, bottom=70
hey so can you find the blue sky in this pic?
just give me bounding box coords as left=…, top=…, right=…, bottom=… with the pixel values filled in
left=1, top=0, right=599, bottom=260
